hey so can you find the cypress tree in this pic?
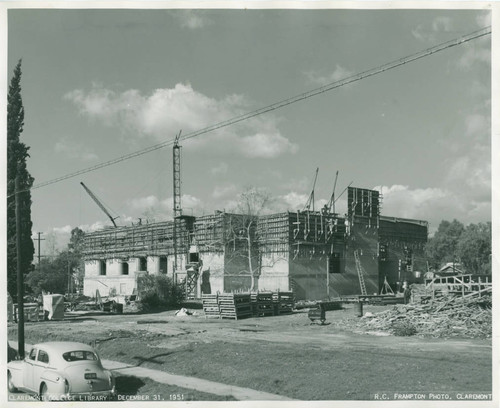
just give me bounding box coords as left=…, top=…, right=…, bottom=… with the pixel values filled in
left=7, top=60, right=35, bottom=298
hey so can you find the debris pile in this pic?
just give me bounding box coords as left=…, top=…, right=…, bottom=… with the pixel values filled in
left=357, top=293, right=492, bottom=339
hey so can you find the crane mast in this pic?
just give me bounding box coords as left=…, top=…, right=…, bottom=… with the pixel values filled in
left=80, top=182, right=118, bottom=228
left=173, top=131, right=182, bottom=278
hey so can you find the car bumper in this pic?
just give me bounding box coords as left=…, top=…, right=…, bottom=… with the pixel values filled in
left=59, top=388, right=116, bottom=401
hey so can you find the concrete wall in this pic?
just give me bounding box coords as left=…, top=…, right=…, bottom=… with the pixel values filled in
left=259, top=253, right=290, bottom=292
left=289, top=258, right=329, bottom=300
left=199, top=252, right=225, bottom=294
left=106, top=258, right=128, bottom=276
left=147, top=256, right=162, bottom=274
left=83, top=275, right=137, bottom=297
left=84, top=261, right=101, bottom=277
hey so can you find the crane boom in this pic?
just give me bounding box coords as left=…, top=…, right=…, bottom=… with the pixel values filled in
left=80, top=182, right=118, bottom=228
left=327, top=170, right=339, bottom=213
left=304, top=168, right=319, bottom=212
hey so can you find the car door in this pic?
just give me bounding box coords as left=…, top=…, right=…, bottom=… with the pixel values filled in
left=22, top=348, right=37, bottom=391
left=32, top=349, right=51, bottom=393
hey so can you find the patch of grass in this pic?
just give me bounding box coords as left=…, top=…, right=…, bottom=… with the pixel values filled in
left=93, top=337, right=491, bottom=400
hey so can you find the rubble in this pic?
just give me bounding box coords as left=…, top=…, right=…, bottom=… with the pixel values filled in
left=356, top=292, right=492, bottom=339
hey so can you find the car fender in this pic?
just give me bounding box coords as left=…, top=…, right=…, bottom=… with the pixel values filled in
left=39, top=370, right=66, bottom=394
left=7, top=361, right=24, bottom=388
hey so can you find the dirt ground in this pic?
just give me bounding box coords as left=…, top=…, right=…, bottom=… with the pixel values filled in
left=8, top=304, right=492, bottom=401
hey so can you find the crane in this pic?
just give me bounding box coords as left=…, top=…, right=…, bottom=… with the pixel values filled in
left=80, top=182, right=119, bottom=228
left=173, top=130, right=182, bottom=218
left=303, top=168, right=319, bottom=212
left=326, top=170, right=339, bottom=214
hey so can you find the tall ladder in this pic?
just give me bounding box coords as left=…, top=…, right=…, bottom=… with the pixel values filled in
left=354, top=250, right=367, bottom=296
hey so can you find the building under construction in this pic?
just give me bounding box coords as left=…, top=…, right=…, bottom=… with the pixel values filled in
left=82, top=186, right=428, bottom=300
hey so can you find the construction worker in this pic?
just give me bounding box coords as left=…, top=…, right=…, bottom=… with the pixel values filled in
left=403, top=281, right=411, bottom=304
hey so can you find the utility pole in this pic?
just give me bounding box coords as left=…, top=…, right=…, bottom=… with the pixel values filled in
left=15, top=174, right=25, bottom=359
left=34, top=232, right=45, bottom=265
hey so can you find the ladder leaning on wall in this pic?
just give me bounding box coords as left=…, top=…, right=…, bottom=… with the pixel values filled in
left=354, top=250, right=367, bottom=296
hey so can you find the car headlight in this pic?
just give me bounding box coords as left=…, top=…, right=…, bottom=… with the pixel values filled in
left=64, top=379, right=70, bottom=394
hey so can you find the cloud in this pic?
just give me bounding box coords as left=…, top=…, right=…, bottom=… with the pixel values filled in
left=476, top=12, right=491, bottom=28
left=412, top=16, right=453, bottom=42
left=374, top=184, right=490, bottom=232
left=444, top=112, right=490, bottom=202
left=54, top=138, right=98, bottom=162
left=211, top=162, right=228, bottom=176
left=458, top=41, right=491, bottom=70
left=465, top=113, right=489, bottom=139
left=279, top=191, right=309, bottom=210
left=304, top=64, right=353, bottom=86
left=432, top=16, right=453, bottom=32
left=126, top=193, right=204, bottom=220
left=173, top=10, right=212, bottom=30
left=64, top=83, right=298, bottom=159
left=212, top=184, right=237, bottom=199
left=238, top=133, right=298, bottom=158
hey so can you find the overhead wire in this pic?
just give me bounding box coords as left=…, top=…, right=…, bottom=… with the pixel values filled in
left=11, top=26, right=491, bottom=198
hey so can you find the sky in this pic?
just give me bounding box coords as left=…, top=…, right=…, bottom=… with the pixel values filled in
left=4, top=6, right=492, bottom=254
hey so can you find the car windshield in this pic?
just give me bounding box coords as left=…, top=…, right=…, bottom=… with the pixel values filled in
left=62, top=350, right=98, bottom=362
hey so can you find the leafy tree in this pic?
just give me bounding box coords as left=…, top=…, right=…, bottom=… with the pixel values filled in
left=26, top=229, right=86, bottom=295
left=68, top=227, right=86, bottom=291
left=26, top=256, right=68, bottom=295
left=7, top=60, right=35, bottom=298
left=425, top=219, right=465, bottom=270
left=457, top=222, right=491, bottom=275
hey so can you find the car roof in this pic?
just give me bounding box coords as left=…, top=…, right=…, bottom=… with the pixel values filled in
left=32, top=342, right=96, bottom=354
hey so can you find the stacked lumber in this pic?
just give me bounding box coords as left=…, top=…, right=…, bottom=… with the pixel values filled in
left=272, top=291, right=294, bottom=315
left=218, top=293, right=252, bottom=320
left=357, top=292, right=492, bottom=338
left=251, top=291, right=274, bottom=316
left=201, top=294, right=220, bottom=318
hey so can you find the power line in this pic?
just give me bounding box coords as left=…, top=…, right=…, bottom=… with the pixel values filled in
left=15, top=26, right=491, bottom=197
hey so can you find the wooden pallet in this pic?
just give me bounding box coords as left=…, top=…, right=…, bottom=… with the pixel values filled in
left=272, top=291, right=294, bottom=315
left=251, top=292, right=275, bottom=316
left=201, top=294, right=220, bottom=318
left=218, top=293, right=252, bottom=320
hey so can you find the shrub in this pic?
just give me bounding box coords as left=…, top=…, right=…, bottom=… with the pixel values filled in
left=136, top=274, right=185, bottom=311
left=392, top=319, right=417, bottom=336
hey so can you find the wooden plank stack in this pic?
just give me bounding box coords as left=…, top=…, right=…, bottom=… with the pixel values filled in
left=218, top=293, right=252, bottom=320
left=251, top=291, right=274, bottom=317
left=273, top=291, right=294, bottom=315
left=201, top=294, right=221, bottom=318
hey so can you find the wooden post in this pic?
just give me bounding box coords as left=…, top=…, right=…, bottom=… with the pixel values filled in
left=326, top=257, right=330, bottom=299
left=15, top=175, right=25, bottom=359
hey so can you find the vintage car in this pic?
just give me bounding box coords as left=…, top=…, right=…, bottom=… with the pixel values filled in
left=7, top=341, right=116, bottom=401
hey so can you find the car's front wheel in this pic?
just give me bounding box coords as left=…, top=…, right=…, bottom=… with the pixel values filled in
left=7, top=371, right=18, bottom=393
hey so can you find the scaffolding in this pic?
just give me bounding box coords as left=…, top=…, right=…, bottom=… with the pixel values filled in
left=82, top=220, right=191, bottom=260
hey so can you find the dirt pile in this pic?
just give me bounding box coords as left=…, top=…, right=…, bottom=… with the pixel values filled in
left=357, top=293, right=492, bottom=339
